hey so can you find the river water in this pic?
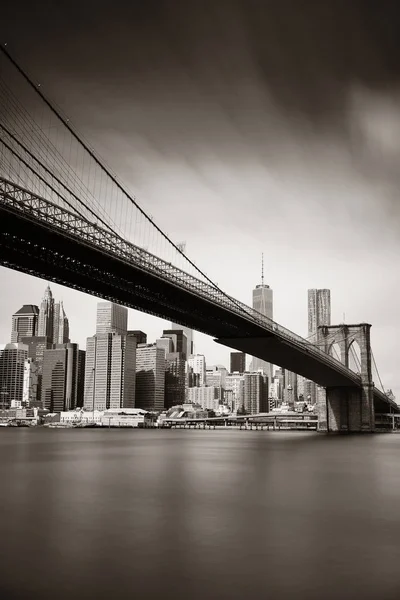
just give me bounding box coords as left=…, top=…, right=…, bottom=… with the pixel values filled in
left=1, top=429, right=400, bottom=599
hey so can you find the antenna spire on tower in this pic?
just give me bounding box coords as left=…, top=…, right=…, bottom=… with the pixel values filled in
left=261, top=253, right=264, bottom=286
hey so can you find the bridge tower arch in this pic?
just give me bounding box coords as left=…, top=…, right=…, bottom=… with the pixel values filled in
left=317, top=324, right=374, bottom=433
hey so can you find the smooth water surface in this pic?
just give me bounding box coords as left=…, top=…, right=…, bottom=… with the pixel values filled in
left=1, top=429, right=400, bottom=599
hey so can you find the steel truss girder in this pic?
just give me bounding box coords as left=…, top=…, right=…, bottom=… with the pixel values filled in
left=0, top=176, right=369, bottom=386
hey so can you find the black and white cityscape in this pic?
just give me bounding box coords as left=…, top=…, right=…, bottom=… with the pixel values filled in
left=1, top=282, right=341, bottom=428
left=1, top=2, right=400, bottom=600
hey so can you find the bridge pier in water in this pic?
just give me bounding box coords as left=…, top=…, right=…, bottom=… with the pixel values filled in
left=317, top=324, right=375, bottom=433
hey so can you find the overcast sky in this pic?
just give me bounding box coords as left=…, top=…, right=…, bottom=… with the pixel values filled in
left=1, top=1, right=399, bottom=396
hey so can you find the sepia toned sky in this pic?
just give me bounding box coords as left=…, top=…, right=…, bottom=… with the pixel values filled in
left=1, top=1, right=399, bottom=396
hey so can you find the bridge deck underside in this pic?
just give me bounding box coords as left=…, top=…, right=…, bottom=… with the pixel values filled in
left=0, top=206, right=396, bottom=411
left=215, top=337, right=356, bottom=387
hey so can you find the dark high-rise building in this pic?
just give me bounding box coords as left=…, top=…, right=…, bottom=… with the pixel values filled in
left=76, top=350, right=86, bottom=408
left=135, top=344, right=165, bottom=412
left=170, top=322, right=193, bottom=355
left=162, top=329, right=188, bottom=359
left=21, top=336, right=53, bottom=365
left=127, top=330, right=147, bottom=345
left=243, top=372, right=269, bottom=415
left=42, top=343, right=80, bottom=412
left=11, top=305, right=39, bottom=343
left=230, top=352, right=246, bottom=373
left=165, top=352, right=186, bottom=408
left=0, top=343, right=28, bottom=408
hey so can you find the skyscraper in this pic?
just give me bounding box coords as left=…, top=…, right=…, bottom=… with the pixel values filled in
left=76, top=350, right=86, bottom=408
left=11, top=305, right=39, bottom=342
left=308, top=289, right=331, bottom=339
left=135, top=344, right=165, bottom=411
left=187, top=354, right=206, bottom=386
left=53, top=301, right=70, bottom=345
left=230, top=352, right=246, bottom=373
left=84, top=333, right=136, bottom=412
left=20, top=335, right=53, bottom=405
left=38, top=285, right=54, bottom=341
left=0, top=343, right=28, bottom=408
left=96, top=302, right=128, bottom=335
left=127, top=330, right=147, bottom=344
left=170, top=322, right=193, bottom=355
left=42, top=343, right=80, bottom=412
left=243, top=372, right=269, bottom=415
left=164, top=352, right=186, bottom=408
left=283, top=369, right=298, bottom=407
left=162, top=329, right=188, bottom=358
left=250, top=255, right=273, bottom=378
left=84, top=302, right=134, bottom=411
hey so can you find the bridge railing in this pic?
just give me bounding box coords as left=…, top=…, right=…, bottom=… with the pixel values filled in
left=0, top=177, right=367, bottom=386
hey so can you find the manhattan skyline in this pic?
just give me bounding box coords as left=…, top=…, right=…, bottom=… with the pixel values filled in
left=1, top=1, right=399, bottom=399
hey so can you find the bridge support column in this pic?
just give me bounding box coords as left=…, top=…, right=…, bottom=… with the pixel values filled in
left=317, top=386, right=374, bottom=433
left=317, top=323, right=375, bottom=433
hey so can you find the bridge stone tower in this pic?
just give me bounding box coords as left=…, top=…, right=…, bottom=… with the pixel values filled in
left=316, top=324, right=375, bottom=433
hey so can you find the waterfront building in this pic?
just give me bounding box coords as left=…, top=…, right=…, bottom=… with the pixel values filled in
left=135, top=343, right=165, bottom=412
left=230, top=352, right=246, bottom=374
left=101, top=408, right=152, bottom=428
left=84, top=302, right=135, bottom=412
left=11, top=305, right=39, bottom=343
left=84, top=333, right=136, bottom=412
left=243, top=372, right=269, bottom=414
left=42, top=343, right=80, bottom=412
left=0, top=343, right=28, bottom=408
left=57, top=410, right=104, bottom=425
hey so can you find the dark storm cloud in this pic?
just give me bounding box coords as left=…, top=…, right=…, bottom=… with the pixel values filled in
left=3, top=0, right=400, bottom=122
left=2, top=0, right=400, bottom=211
